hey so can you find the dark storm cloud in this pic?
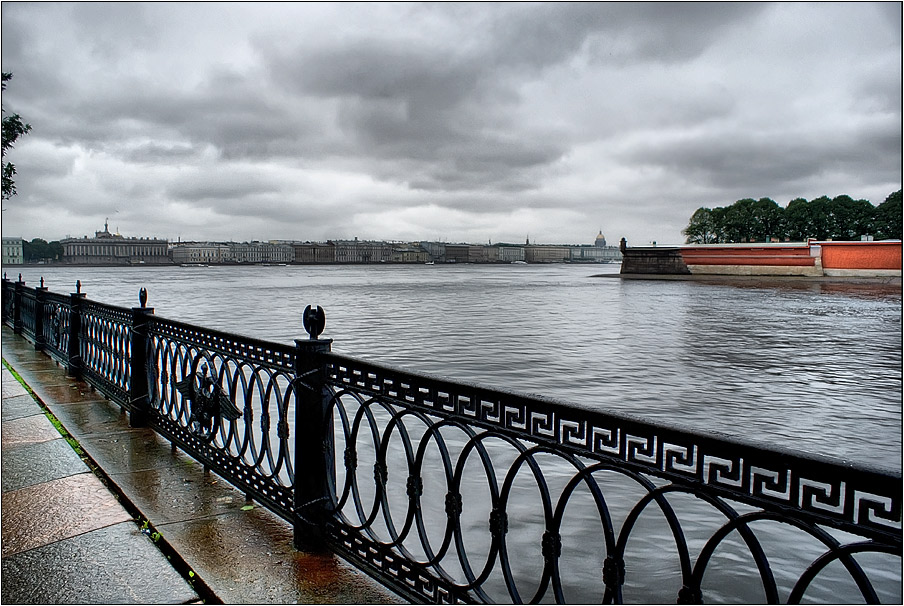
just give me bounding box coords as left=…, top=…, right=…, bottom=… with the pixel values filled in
left=0, top=2, right=899, bottom=244
left=124, top=142, right=201, bottom=164
left=264, top=35, right=566, bottom=183
left=486, top=2, right=764, bottom=67
left=255, top=1, right=765, bottom=195
left=622, top=118, right=902, bottom=195
left=165, top=173, right=282, bottom=203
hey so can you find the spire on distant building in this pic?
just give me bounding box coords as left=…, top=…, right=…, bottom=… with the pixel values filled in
left=96, top=219, right=114, bottom=239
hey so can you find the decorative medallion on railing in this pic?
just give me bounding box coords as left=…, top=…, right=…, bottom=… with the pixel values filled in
left=146, top=317, right=298, bottom=520
left=41, top=292, right=72, bottom=364
left=48, top=307, right=62, bottom=347
left=2, top=283, right=14, bottom=326
left=175, top=362, right=243, bottom=442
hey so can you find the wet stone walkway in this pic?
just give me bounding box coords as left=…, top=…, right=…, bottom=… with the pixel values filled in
left=1, top=327, right=402, bottom=604
left=1, top=361, right=199, bottom=604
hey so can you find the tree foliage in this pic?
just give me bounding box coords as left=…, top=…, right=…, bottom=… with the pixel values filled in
left=874, top=190, right=903, bottom=240
left=2, top=72, right=32, bottom=201
left=683, top=190, right=902, bottom=243
left=23, top=239, right=63, bottom=263
left=682, top=208, right=719, bottom=244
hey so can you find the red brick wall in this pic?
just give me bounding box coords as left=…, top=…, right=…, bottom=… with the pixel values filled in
left=820, top=242, right=902, bottom=270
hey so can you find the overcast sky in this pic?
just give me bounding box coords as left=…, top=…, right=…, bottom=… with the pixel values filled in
left=1, top=2, right=900, bottom=246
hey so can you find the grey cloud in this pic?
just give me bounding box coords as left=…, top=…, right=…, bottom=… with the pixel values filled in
left=165, top=172, right=282, bottom=204
left=253, top=1, right=763, bottom=196
left=69, top=3, right=158, bottom=58
left=487, top=2, right=764, bottom=68
left=216, top=197, right=337, bottom=225
left=261, top=36, right=565, bottom=192
left=622, top=117, right=901, bottom=196
left=407, top=138, right=565, bottom=194
left=282, top=41, right=479, bottom=108
left=854, top=67, right=903, bottom=116
left=122, top=142, right=201, bottom=164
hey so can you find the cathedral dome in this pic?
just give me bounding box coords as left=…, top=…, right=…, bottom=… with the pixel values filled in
left=594, top=230, right=607, bottom=247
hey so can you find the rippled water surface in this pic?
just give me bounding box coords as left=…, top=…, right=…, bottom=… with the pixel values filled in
left=18, top=263, right=902, bottom=469
left=12, top=263, right=902, bottom=602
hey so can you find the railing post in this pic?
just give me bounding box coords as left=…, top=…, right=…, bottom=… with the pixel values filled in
left=34, top=277, right=48, bottom=351
left=67, top=280, right=86, bottom=378
left=129, top=288, right=154, bottom=427
left=13, top=274, right=24, bottom=334
left=293, top=305, right=334, bottom=551
left=1, top=273, right=9, bottom=325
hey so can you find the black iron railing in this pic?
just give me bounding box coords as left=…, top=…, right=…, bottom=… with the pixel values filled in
left=2, top=275, right=901, bottom=604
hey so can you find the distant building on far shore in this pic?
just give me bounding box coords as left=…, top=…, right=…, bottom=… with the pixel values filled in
left=497, top=245, right=525, bottom=263
left=524, top=244, right=571, bottom=263
left=171, top=241, right=294, bottom=264
left=171, top=242, right=232, bottom=265
left=49, top=225, right=621, bottom=267
left=2, top=237, right=24, bottom=265
left=293, top=241, right=336, bottom=263
left=60, top=221, right=170, bottom=265
left=569, top=231, right=622, bottom=263
left=333, top=238, right=392, bottom=263
left=229, top=241, right=294, bottom=264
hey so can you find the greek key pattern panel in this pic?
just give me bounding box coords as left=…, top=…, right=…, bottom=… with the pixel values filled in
left=149, top=316, right=296, bottom=372
left=324, top=354, right=901, bottom=538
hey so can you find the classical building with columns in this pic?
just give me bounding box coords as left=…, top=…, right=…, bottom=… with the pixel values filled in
left=2, top=237, right=24, bottom=265
left=61, top=221, right=171, bottom=265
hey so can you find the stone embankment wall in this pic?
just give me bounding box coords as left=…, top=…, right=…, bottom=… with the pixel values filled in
left=619, top=240, right=902, bottom=277
left=619, top=247, right=691, bottom=274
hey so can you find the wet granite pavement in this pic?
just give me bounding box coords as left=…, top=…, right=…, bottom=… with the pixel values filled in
left=1, top=349, right=199, bottom=603
left=1, top=326, right=403, bottom=604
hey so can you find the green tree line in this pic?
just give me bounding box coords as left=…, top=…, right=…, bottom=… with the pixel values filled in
left=683, top=190, right=902, bottom=244
left=22, top=239, right=64, bottom=263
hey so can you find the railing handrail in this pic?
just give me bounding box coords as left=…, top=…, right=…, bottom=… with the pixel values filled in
left=147, top=313, right=297, bottom=371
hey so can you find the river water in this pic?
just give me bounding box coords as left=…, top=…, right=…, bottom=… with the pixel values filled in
left=10, top=263, right=902, bottom=603
left=15, top=263, right=901, bottom=469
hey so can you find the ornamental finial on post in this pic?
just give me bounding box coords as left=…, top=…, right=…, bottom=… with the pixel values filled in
left=76, top=280, right=82, bottom=294
left=139, top=287, right=148, bottom=308
left=303, top=305, right=326, bottom=340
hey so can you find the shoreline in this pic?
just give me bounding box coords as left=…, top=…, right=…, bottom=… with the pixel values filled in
left=593, top=273, right=902, bottom=286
